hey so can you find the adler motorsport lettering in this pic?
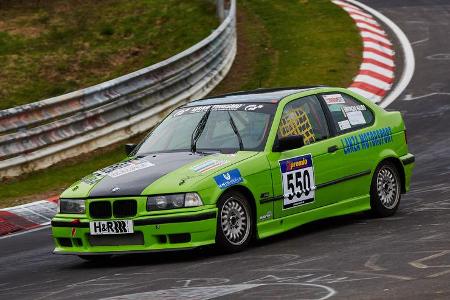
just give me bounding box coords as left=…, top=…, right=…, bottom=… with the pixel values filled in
left=279, top=154, right=316, bottom=209
left=342, top=127, right=393, bottom=155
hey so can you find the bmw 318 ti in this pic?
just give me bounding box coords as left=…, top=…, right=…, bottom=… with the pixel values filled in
left=51, top=86, right=415, bottom=260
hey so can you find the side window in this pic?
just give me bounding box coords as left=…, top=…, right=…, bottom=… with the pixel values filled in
left=321, top=93, right=374, bottom=133
left=277, top=95, right=329, bottom=145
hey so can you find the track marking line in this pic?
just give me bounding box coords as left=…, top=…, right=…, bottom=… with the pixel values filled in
left=358, top=70, right=394, bottom=83
left=350, top=13, right=378, bottom=25
left=403, top=92, right=450, bottom=101
left=363, top=52, right=395, bottom=66
left=359, top=63, right=394, bottom=77
left=346, top=270, right=414, bottom=281
left=360, top=31, right=391, bottom=45
left=364, top=47, right=394, bottom=59
left=409, top=250, right=450, bottom=269
left=428, top=269, right=450, bottom=278
left=348, top=87, right=383, bottom=102
left=364, top=254, right=387, bottom=271
left=354, top=75, right=392, bottom=90
left=362, top=37, right=394, bottom=49
left=363, top=41, right=395, bottom=55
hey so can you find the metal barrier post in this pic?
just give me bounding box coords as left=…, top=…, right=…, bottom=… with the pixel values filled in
left=216, top=0, right=225, bottom=20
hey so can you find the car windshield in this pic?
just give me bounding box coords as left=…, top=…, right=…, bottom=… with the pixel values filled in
left=135, top=103, right=276, bottom=154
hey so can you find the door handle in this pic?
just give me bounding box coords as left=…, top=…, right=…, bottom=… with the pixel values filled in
left=328, top=145, right=338, bottom=153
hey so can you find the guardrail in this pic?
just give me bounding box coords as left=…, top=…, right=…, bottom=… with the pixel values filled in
left=0, top=0, right=236, bottom=178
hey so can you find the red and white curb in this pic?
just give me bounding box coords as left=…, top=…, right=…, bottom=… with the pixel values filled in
left=333, top=0, right=396, bottom=103
left=0, top=197, right=57, bottom=236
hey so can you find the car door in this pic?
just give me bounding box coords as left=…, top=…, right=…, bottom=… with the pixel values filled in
left=318, top=92, right=377, bottom=201
left=267, top=95, right=351, bottom=219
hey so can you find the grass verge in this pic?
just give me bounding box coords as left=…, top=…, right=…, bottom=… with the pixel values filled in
left=0, top=0, right=218, bottom=110
left=212, top=0, right=362, bottom=94
left=1, top=0, right=362, bottom=208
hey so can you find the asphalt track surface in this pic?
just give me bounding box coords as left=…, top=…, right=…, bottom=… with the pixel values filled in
left=1, top=1, right=450, bottom=299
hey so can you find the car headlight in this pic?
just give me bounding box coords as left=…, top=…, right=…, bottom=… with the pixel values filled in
left=147, top=193, right=203, bottom=211
left=58, top=199, right=86, bottom=214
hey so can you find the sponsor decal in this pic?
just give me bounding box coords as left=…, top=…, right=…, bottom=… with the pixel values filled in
left=172, top=103, right=269, bottom=117
left=279, top=154, right=316, bottom=209
left=191, top=159, right=228, bottom=174
left=342, top=126, right=393, bottom=155
left=342, top=105, right=366, bottom=116
left=173, top=104, right=244, bottom=116
left=90, top=220, right=134, bottom=235
left=81, top=172, right=104, bottom=185
left=244, top=104, right=264, bottom=111
left=97, top=157, right=154, bottom=178
left=212, top=104, right=245, bottom=111
left=259, top=211, right=273, bottom=221
left=260, top=192, right=270, bottom=198
left=173, top=108, right=189, bottom=117
left=338, top=120, right=351, bottom=131
left=346, top=110, right=366, bottom=125
left=323, top=94, right=346, bottom=105
left=214, top=169, right=243, bottom=189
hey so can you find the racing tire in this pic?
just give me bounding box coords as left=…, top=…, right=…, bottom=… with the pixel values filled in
left=370, top=161, right=401, bottom=217
left=216, top=190, right=254, bottom=253
left=78, top=255, right=112, bottom=262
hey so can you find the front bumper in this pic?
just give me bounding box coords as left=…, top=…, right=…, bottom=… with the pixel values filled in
left=51, top=208, right=217, bottom=255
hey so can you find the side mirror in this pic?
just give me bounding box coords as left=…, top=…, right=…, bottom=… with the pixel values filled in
left=274, top=135, right=304, bottom=152
left=125, top=144, right=137, bottom=156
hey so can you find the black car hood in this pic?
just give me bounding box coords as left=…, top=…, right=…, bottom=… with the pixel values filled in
left=88, top=152, right=204, bottom=197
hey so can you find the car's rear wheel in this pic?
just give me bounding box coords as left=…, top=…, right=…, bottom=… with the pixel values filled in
left=216, top=191, right=253, bottom=252
left=370, top=161, right=401, bottom=217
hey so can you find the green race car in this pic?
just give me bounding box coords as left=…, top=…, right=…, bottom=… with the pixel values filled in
left=51, top=86, right=414, bottom=258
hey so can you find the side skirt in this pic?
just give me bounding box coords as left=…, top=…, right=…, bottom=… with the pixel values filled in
left=256, top=195, right=370, bottom=240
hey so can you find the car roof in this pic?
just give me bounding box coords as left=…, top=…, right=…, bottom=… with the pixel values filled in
left=185, top=86, right=325, bottom=107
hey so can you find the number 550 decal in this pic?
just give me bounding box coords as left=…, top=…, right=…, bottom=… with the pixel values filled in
left=279, top=154, right=316, bottom=209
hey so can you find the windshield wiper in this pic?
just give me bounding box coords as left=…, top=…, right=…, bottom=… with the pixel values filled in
left=228, top=111, right=244, bottom=151
left=191, top=106, right=213, bottom=153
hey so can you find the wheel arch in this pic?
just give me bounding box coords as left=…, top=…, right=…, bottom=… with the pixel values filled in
left=218, top=185, right=257, bottom=231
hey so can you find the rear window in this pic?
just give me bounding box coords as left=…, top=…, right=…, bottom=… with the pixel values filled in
left=321, top=93, right=374, bottom=133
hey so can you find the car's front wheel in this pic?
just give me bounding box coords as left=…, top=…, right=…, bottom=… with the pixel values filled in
left=216, top=191, right=253, bottom=253
left=370, top=161, right=401, bottom=217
